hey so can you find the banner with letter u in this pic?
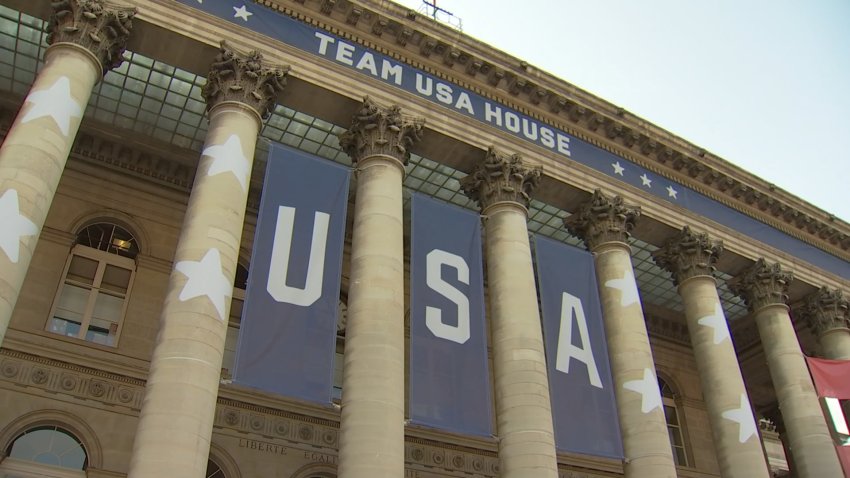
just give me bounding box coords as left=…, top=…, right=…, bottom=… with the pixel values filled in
left=234, top=143, right=350, bottom=404
left=409, top=194, right=492, bottom=436
left=534, top=236, right=623, bottom=458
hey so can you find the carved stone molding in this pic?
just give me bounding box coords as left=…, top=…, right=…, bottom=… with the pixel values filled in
left=563, top=189, right=640, bottom=250
left=644, top=313, right=691, bottom=344
left=729, top=259, right=794, bottom=312
left=797, top=287, right=850, bottom=337
left=338, top=96, right=424, bottom=166
left=47, top=0, right=136, bottom=74
left=460, top=146, right=541, bottom=212
left=202, top=41, right=290, bottom=120
left=652, top=226, right=723, bottom=286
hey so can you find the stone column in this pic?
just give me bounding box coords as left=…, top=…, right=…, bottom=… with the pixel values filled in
left=461, top=147, right=558, bottom=478
left=564, top=190, right=677, bottom=478
left=127, top=43, right=288, bottom=478
left=799, top=287, right=850, bottom=360
left=0, top=0, right=134, bottom=345
left=336, top=98, right=423, bottom=478
left=729, top=259, right=844, bottom=478
left=653, top=227, right=770, bottom=478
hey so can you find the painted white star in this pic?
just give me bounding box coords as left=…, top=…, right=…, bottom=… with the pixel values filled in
left=175, top=248, right=232, bottom=321
left=698, top=302, right=730, bottom=345
left=612, top=161, right=624, bottom=176
left=203, top=134, right=250, bottom=191
left=667, top=185, right=678, bottom=199
left=20, top=76, right=82, bottom=137
left=624, top=368, right=663, bottom=414
left=0, top=189, right=38, bottom=263
left=605, top=269, right=640, bottom=307
left=722, top=393, right=758, bottom=443
left=233, top=5, right=252, bottom=21
left=639, top=173, right=652, bottom=188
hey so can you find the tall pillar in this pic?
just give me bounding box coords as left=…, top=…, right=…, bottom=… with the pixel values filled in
left=336, top=98, right=423, bottom=478
left=564, top=190, right=677, bottom=478
left=460, top=147, right=558, bottom=478
left=127, top=43, right=288, bottom=478
left=729, top=259, right=844, bottom=478
left=653, top=226, right=770, bottom=478
left=799, top=287, right=850, bottom=360
left=0, top=0, right=134, bottom=345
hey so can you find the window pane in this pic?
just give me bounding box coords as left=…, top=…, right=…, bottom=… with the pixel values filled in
left=66, top=255, right=98, bottom=285
left=9, top=427, right=87, bottom=470
left=53, top=284, right=91, bottom=325
left=101, top=264, right=131, bottom=294
left=87, top=293, right=124, bottom=346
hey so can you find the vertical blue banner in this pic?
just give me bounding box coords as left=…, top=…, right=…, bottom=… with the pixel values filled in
left=233, top=143, right=350, bottom=404
left=409, top=194, right=492, bottom=436
left=534, top=236, right=623, bottom=458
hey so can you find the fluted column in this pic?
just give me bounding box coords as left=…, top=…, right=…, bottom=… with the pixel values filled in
left=127, top=43, right=288, bottom=478
left=799, top=287, right=850, bottom=360
left=460, top=147, right=557, bottom=477
left=653, top=227, right=770, bottom=478
left=0, top=0, right=134, bottom=345
left=565, top=190, right=676, bottom=478
left=336, top=98, right=423, bottom=478
left=729, top=260, right=843, bottom=478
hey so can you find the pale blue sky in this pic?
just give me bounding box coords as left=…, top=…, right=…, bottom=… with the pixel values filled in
left=394, top=0, right=850, bottom=221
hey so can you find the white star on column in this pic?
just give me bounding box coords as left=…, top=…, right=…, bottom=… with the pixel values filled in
left=623, top=368, right=663, bottom=414
left=20, top=76, right=82, bottom=137
left=233, top=5, right=253, bottom=21
left=640, top=173, right=652, bottom=188
left=605, top=269, right=640, bottom=307
left=0, top=189, right=38, bottom=263
left=722, top=393, right=758, bottom=443
left=698, top=302, right=730, bottom=345
left=612, top=161, right=625, bottom=176
left=203, top=134, right=250, bottom=191
left=666, top=185, right=679, bottom=199
left=175, top=248, right=232, bottom=321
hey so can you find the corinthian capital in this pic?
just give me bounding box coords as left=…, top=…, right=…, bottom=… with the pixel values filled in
left=729, top=259, right=794, bottom=312
left=798, top=287, right=849, bottom=337
left=47, top=0, right=136, bottom=74
left=460, top=146, right=541, bottom=212
left=202, top=41, right=290, bottom=120
left=338, top=97, right=424, bottom=166
left=652, top=226, right=723, bottom=286
left=563, top=189, right=640, bottom=250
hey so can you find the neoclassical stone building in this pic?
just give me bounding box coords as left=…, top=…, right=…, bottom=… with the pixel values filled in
left=0, top=1, right=848, bottom=478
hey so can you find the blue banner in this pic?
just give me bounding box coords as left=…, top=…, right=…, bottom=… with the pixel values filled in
left=233, top=143, right=350, bottom=404
left=534, top=236, right=623, bottom=458
left=409, top=194, right=492, bottom=436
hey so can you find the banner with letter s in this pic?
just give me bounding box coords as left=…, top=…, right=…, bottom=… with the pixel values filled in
left=534, top=236, right=623, bottom=458
left=234, top=143, right=350, bottom=404
left=409, top=194, right=492, bottom=436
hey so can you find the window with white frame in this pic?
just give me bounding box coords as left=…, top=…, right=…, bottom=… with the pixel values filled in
left=46, top=223, right=139, bottom=347
left=0, top=425, right=87, bottom=478
left=659, top=377, right=690, bottom=467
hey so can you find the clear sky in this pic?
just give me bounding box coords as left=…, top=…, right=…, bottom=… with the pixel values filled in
left=392, top=0, right=850, bottom=222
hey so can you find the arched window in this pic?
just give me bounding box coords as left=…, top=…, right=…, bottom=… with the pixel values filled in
left=47, top=223, right=139, bottom=347
left=0, top=426, right=87, bottom=477
left=206, top=458, right=226, bottom=478
left=659, top=377, right=690, bottom=466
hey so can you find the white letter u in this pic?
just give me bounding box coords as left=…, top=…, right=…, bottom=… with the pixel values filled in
left=267, top=206, right=329, bottom=306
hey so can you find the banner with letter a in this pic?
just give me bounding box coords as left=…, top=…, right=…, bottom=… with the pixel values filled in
left=234, top=143, right=350, bottom=404
left=806, top=357, right=850, bottom=477
left=409, top=194, right=492, bottom=436
left=534, top=236, right=623, bottom=458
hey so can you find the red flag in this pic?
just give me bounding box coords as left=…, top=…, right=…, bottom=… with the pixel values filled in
left=806, top=357, right=850, bottom=477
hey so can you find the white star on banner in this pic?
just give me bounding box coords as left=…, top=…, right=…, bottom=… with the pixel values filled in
left=175, top=248, right=232, bottom=321
left=623, top=368, right=663, bottom=414
left=0, top=189, right=38, bottom=263
left=667, top=185, right=678, bottom=199
left=203, top=134, right=250, bottom=191
left=640, top=173, right=652, bottom=188
left=233, top=5, right=252, bottom=21
left=612, top=161, right=624, bottom=176
left=722, top=393, right=758, bottom=443
left=605, top=269, right=640, bottom=307
left=698, top=302, right=730, bottom=345
left=20, top=76, right=82, bottom=137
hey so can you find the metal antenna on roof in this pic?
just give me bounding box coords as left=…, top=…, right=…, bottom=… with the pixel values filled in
left=418, top=0, right=463, bottom=31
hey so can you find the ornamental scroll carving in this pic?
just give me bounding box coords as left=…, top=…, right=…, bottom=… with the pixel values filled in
left=460, top=146, right=541, bottom=211
left=798, top=287, right=850, bottom=337
left=652, top=226, right=723, bottom=286
left=728, top=258, right=794, bottom=312
left=338, top=96, right=424, bottom=166
left=563, top=189, right=640, bottom=250
left=202, top=41, right=290, bottom=120
left=47, top=0, right=136, bottom=74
